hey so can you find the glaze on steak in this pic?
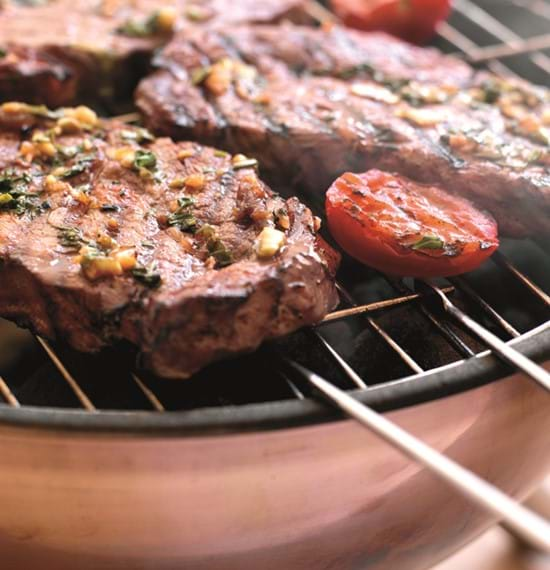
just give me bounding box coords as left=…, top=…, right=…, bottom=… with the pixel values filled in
left=0, top=102, right=338, bottom=379
left=0, top=0, right=309, bottom=108
left=136, top=24, right=550, bottom=238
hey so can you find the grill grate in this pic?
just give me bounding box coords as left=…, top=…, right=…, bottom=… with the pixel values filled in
left=0, top=0, right=549, bottom=413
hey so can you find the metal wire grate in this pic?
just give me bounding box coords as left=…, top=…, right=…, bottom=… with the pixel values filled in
left=0, top=0, right=549, bottom=413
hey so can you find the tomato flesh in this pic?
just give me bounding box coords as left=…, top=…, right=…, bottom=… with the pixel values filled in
left=325, top=170, right=499, bottom=277
left=330, top=0, right=451, bottom=44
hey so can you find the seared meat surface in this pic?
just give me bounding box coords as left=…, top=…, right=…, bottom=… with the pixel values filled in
left=136, top=24, right=550, bottom=238
left=0, top=0, right=308, bottom=108
left=0, top=103, right=338, bottom=378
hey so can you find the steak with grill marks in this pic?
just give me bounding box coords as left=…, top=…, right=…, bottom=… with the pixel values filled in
left=0, top=103, right=338, bottom=379
left=136, top=24, right=550, bottom=238
left=0, top=0, right=309, bottom=108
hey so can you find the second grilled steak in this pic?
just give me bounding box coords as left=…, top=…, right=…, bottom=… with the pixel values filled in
left=0, top=103, right=338, bottom=378
left=136, top=24, right=550, bottom=238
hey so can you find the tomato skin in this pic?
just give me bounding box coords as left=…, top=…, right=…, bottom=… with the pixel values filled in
left=325, top=170, right=499, bottom=278
left=330, top=0, right=451, bottom=44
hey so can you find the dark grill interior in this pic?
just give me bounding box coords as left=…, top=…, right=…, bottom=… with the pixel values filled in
left=0, top=0, right=549, bottom=413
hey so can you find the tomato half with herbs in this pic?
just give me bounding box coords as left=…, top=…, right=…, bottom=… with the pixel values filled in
left=330, top=0, right=451, bottom=44
left=325, top=170, right=499, bottom=277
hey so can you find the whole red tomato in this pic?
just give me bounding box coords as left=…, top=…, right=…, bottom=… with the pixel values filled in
left=330, top=0, right=451, bottom=44
left=325, top=170, right=499, bottom=278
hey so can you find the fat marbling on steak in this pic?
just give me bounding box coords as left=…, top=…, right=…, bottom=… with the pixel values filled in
left=0, top=102, right=338, bottom=379
left=136, top=24, right=550, bottom=238
left=0, top=0, right=309, bottom=108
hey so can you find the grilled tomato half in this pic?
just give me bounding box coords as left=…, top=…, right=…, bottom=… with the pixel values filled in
left=330, top=0, right=451, bottom=44
left=325, top=170, right=499, bottom=277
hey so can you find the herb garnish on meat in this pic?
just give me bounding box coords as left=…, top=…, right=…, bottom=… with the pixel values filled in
left=167, top=196, right=197, bottom=233
left=57, top=226, right=87, bottom=251
left=197, top=224, right=233, bottom=267
left=134, top=149, right=157, bottom=171
left=131, top=265, right=162, bottom=288
left=57, top=154, right=95, bottom=179
left=116, top=7, right=175, bottom=38
left=0, top=170, right=46, bottom=217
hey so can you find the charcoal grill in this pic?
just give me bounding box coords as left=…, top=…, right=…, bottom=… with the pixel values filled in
left=0, top=1, right=549, bottom=569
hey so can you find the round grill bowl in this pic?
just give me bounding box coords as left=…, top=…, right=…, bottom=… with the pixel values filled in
left=0, top=323, right=549, bottom=570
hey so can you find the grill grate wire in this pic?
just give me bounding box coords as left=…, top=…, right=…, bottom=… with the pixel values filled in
left=0, top=0, right=549, bottom=412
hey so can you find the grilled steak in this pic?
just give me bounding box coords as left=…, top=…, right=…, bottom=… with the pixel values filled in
left=0, top=102, right=338, bottom=379
left=0, top=0, right=309, bottom=108
left=136, top=24, right=550, bottom=238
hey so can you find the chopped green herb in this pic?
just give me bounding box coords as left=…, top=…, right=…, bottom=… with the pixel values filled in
left=167, top=195, right=197, bottom=233
left=0, top=48, right=6, bottom=58
left=121, top=128, right=155, bottom=143
left=0, top=169, right=31, bottom=193
left=176, top=196, right=194, bottom=209
left=132, top=265, right=162, bottom=288
left=196, top=224, right=216, bottom=240
left=336, top=63, right=375, bottom=80
left=168, top=212, right=197, bottom=232
left=133, top=149, right=157, bottom=171
left=116, top=11, right=160, bottom=37
left=207, top=237, right=233, bottom=267
left=477, top=79, right=501, bottom=104
left=0, top=170, right=45, bottom=217
left=57, top=226, right=87, bottom=251
left=58, top=154, right=95, bottom=179
left=214, top=149, right=230, bottom=158
left=411, top=235, right=445, bottom=251
left=196, top=224, right=233, bottom=267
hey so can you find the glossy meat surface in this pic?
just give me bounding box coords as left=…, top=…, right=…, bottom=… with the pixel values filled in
left=137, top=24, right=550, bottom=238
left=0, top=103, right=338, bottom=378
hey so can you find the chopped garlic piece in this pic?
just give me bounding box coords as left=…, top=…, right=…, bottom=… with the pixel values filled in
left=1, top=102, right=28, bottom=114
left=183, top=173, right=205, bottom=191
left=56, top=116, right=82, bottom=134
left=44, top=175, right=70, bottom=194
left=257, top=227, right=286, bottom=259
left=115, top=249, right=137, bottom=271
left=65, top=105, right=98, bottom=128
left=110, top=146, right=136, bottom=168
left=396, top=106, right=448, bottom=127
left=177, top=148, right=195, bottom=160
left=155, top=6, right=178, bottom=32
left=350, top=83, right=399, bottom=104
left=80, top=256, right=123, bottom=280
